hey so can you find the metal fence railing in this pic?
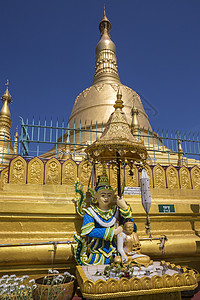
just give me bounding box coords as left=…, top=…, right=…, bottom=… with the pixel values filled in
left=0, top=116, right=200, bottom=169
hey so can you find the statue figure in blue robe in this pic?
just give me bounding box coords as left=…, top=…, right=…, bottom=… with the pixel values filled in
left=74, top=168, right=136, bottom=265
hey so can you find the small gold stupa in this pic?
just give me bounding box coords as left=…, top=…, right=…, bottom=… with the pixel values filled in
left=0, top=80, right=15, bottom=168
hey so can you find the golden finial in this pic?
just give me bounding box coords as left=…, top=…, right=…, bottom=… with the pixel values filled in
left=113, top=87, right=124, bottom=110
left=131, top=97, right=139, bottom=132
left=99, top=5, right=111, bottom=36
left=117, top=87, right=122, bottom=99
left=1, top=80, right=12, bottom=104
left=5, top=80, right=9, bottom=89
left=0, top=80, right=12, bottom=117
left=15, top=126, right=19, bottom=139
left=178, top=138, right=182, bottom=153
left=177, top=138, right=183, bottom=167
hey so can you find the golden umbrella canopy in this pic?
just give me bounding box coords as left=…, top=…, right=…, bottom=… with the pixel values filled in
left=85, top=88, right=148, bottom=196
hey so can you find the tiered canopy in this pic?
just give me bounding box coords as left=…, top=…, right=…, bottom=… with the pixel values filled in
left=85, top=89, right=148, bottom=164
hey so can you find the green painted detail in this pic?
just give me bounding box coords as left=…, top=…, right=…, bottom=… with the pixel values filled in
left=158, top=204, right=175, bottom=213
left=75, top=179, right=86, bottom=217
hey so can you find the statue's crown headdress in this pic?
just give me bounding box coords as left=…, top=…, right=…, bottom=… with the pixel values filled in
left=95, top=164, right=113, bottom=192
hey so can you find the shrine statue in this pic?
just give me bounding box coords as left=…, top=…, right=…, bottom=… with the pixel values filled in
left=74, top=168, right=136, bottom=265
left=116, top=219, right=152, bottom=267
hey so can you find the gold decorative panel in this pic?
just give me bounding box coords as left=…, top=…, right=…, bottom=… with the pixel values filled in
left=45, top=158, right=61, bottom=185
left=78, top=161, right=92, bottom=188
left=110, top=165, right=124, bottom=191
left=145, top=165, right=153, bottom=187
left=179, top=166, right=191, bottom=189
left=166, top=165, right=179, bottom=189
left=62, top=159, right=77, bottom=185
left=9, top=156, right=27, bottom=184
left=153, top=165, right=166, bottom=188
left=95, top=163, right=109, bottom=184
left=191, top=166, right=200, bottom=189
left=138, top=164, right=153, bottom=187
left=77, top=261, right=197, bottom=300
left=125, top=164, right=138, bottom=187
left=27, top=157, right=44, bottom=184
left=0, top=167, right=8, bottom=186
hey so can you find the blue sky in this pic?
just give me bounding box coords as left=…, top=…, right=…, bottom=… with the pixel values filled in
left=0, top=0, right=200, bottom=140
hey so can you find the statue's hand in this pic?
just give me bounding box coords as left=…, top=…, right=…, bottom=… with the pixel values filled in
left=122, top=254, right=128, bottom=263
left=114, top=226, right=123, bottom=236
left=116, top=196, right=128, bottom=210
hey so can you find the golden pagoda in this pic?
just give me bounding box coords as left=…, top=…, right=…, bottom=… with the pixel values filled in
left=43, top=9, right=200, bottom=167
left=0, top=9, right=199, bottom=283
left=68, top=9, right=152, bottom=144
left=0, top=80, right=17, bottom=169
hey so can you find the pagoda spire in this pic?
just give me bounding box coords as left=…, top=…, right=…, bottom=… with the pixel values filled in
left=0, top=80, right=12, bottom=140
left=0, top=80, right=12, bottom=118
left=93, top=7, right=120, bottom=84
left=0, top=80, right=13, bottom=168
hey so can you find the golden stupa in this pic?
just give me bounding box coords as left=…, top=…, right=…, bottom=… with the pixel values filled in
left=0, top=9, right=199, bottom=283
left=42, top=9, right=200, bottom=168
left=0, top=80, right=18, bottom=169
left=68, top=9, right=151, bottom=133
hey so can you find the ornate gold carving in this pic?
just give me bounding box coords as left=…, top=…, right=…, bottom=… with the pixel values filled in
left=166, top=166, right=179, bottom=189
left=9, top=156, right=27, bottom=184
left=77, top=262, right=198, bottom=299
left=162, top=274, right=174, bottom=288
left=153, top=165, right=166, bottom=188
left=27, top=157, right=44, bottom=184
left=191, top=166, right=200, bottom=189
left=106, top=278, right=118, bottom=293
left=94, top=84, right=104, bottom=92
left=95, top=163, right=109, bottom=182
left=45, top=158, right=61, bottom=185
left=0, top=167, right=8, bottom=186
left=95, top=279, right=107, bottom=294
left=140, top=276, right=152, bottom=289
left=145, top=165, right=153, bottom=187
left=82, top=87, right=91, bottom=98
left=110, top=83, right=119, bottom=92
left=125, top=164, right=138, bottom=187
left=78, top=161, right=92, bottom=189
left=62, top=159, right=77, bottom=185
left=110, top=165, right=124, bottom=190
left=83, top=280, right=95, bottom=294
left=179, top=166, right=191, bottom=189
left=139, top=165, right=153, bottom=187
left=74, top=87, right=92, bottom=106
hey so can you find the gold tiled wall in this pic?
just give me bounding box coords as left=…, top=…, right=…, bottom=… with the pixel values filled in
left=1, top=155, right=200, bottom=190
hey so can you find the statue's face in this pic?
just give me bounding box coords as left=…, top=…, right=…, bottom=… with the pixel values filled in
left=95, top=189, right=114, bottom=211
left=124, top=222, right=134, bottom=235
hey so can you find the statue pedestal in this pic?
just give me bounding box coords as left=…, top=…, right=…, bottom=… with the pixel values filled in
left=76, top=262, right=198, bottom=300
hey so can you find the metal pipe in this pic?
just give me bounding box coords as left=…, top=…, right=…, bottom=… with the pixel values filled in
left=0, top=240, right=76, bottom=248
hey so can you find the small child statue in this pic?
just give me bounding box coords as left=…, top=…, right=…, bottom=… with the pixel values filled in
left=116, top=219, right=153, bottom=267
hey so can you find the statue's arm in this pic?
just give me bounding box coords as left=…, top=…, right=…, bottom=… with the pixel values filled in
left=117, top=196, right=128, bottom=210
left=117, top=201, right=137, bottom=232
left=117, top=233, right=127, bottom=262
